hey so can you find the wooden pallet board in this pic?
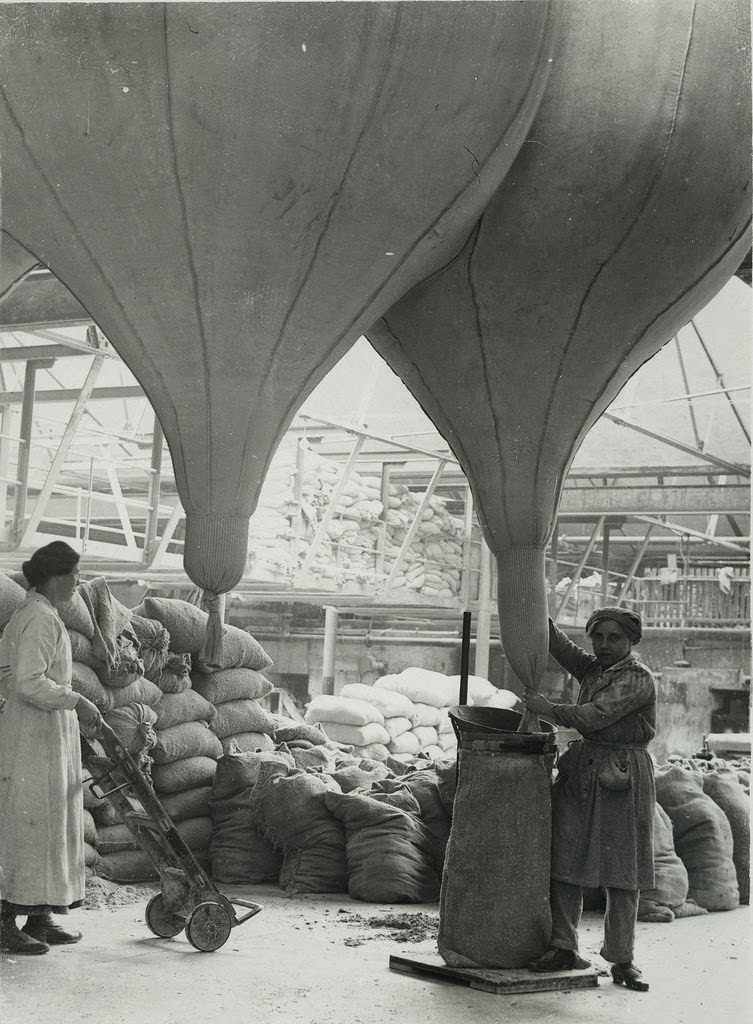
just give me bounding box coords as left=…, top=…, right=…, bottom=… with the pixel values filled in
left=389, top=952, right=599, bottom=995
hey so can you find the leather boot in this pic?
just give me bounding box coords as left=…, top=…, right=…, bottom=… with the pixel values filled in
left=611, top=961, right=649, bottom=991
left=23, top=911, right=82, bottom=945
left=1, top=912, right=50, bottom=955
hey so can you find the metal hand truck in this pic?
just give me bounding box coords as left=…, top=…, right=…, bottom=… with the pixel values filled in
left=81, top=722, right=261, bottom=951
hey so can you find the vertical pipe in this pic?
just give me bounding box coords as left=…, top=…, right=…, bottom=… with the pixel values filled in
left=459, top=611, right=471, bottom=705
left=321, top=605, right=338, bottom=696
left=13, top=359, right=52, bottom=540
left=601, top=522, right=611, bottom=604
left=144, top=417, right=164, bottom=563
left=474, top=539, right=492, bottom=679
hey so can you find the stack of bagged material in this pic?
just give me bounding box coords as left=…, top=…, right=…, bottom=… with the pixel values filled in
left=305, top=694, right=391, bottom=761
left=701, top=768, right=750, bottom=905
left=209, top=750, right=292, bottom=883
left=380, top=491, right=466, bottom=600
left=655, top=765, right=740, bottom=912
left=324, top=786, right=440, bottom=903
left=246, top=439, right=299, bottom=582
left=127, top=595, right=275, bottom=829
left=193, top=668, right=277, bottom=754
left=638, top=804, right=708, bottom=922
left=372, top=669, right=504, bottom=760
left=251, top=768, right=348, bottom=894
left=131, top=597, right=272, bottom=675
left=245, top=441, right=472, bottom=598
left=340, top=683, right=418, bottom=759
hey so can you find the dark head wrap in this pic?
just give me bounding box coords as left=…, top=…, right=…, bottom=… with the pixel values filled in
left=585, top=606, right=642, bottom=644
left=22, top=541, right=80, bottom=588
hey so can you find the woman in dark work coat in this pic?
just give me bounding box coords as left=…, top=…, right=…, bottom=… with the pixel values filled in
left=523, top=607, right=656, bottom=992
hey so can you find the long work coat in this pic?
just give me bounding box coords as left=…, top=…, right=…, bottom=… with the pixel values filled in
left=0, top=591, right=84, bottom=909
left=548, top=620, right=656, bottom=891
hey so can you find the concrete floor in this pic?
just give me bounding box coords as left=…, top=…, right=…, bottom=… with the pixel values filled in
left=0, top=884, right=749, bottom=1024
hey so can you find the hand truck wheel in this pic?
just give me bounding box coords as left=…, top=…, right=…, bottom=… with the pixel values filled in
left=145, top=893, right=184, bottom=938
left=185, top=901, right=233, bottom=952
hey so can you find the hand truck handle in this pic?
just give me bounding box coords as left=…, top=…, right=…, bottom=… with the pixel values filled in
left=229, top=897, right=263, bottom=925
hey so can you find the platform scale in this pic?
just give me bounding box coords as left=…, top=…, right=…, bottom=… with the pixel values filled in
left=388, top=612, right=599, bottom=996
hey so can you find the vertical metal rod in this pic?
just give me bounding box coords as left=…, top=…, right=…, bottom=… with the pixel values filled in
left=616, top=523, right=654, bottom=607
left=554, top=517, right=605, bottom=622
left=13, top=360, right=44, bottom=538
left=19, top=353, right=104, bottom=547
left=689, top=319, right=750, bottom=444
left=601, top=522, right=611, bottom=604
left=460, top=484, right=474, bottom=607
left=474, top=540, right=492, bottom=679
left=82, top=456, right=95, bottom=552
left=144, top=417, right=164, bottom=563
left=459, top=611, right=471, bottom=705
left=673, top=336, right=704, bottom=451
left=321, top=605, right=338, bottom=696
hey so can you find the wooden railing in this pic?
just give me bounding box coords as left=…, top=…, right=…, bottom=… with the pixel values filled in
left=622, top=569, right=750, bottom=628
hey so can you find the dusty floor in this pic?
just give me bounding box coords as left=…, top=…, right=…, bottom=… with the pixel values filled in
left=0, top=882, right=749, bottom=1024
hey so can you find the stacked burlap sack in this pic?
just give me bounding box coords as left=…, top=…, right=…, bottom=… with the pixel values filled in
left=81, top=594, right=275, bottom=883
left=208, top=740, right=456, bottom=902
left=653, top=763, right=746, bottom=913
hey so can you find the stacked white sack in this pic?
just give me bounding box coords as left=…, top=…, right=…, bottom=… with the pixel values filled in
left=305, top=694, right=391, bottom=761
left=247, top=437, right=299, bottom=582
left=286, top=443, right=470, bottom=597
left=339, top=682, right=419, bottom=758
left=373, top=669, right=518, bottom=758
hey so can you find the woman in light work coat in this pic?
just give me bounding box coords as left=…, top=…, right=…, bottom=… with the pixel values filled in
left=523, top=607, right=656, bottom=993
left=0, top=541, right=102, bottom=956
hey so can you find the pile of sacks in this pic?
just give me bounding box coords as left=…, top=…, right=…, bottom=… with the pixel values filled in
left=208, top=739, right=457, bottom=902
left=304, top=669, right=519, bottom=761
left=246, top=440, right=471, bottom=598
left=636, top=757, right=749, bottom=921
left=59, top=589, right=276, bottom=884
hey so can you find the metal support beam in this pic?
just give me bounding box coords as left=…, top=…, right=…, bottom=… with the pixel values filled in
left=296, top=434, right=366, bottom=579
left=147, top=501, right=184, bottom=569
left=673, top=336, right=704, bottom=451
left=553, top=517, right=605, bottom=623
left=105, top=463, right=139, bottom=557
left=144, top=420, right=164, bottom=563
left=322, top=605, right=338, bottom=696
left=689, top=318, right=750, bottom=445
left=601, top=521, right=611, bottom=604
left=635, top=515, right=748, bottom=554
left=0, top=343, right=111, bottom=362
left=19, top=349, right=106, bottom=547
left=616, top=525, right=655, bottom=607
left=557, top=483, right=749, bottom=516
left=603, top=413, right=749, bottom=477
left=474, top=538, right=492, bottom=679
left=460, top=484, right=474, bottom=607
left=0, top=385, right=144, bottom=404
left=13, top=357, right=55, bottom=540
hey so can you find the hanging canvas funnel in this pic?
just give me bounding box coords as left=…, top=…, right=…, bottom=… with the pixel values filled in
left=0, top=1, right=560, bottom=658
left=0, top=235, right=39, bottom=301
left=369, top=0, right=751, bottom=714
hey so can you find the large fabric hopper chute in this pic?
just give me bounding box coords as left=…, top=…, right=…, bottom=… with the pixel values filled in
left=0, top=0, right=562, bottom=661
left=369, top=0, right=751, bottom=729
